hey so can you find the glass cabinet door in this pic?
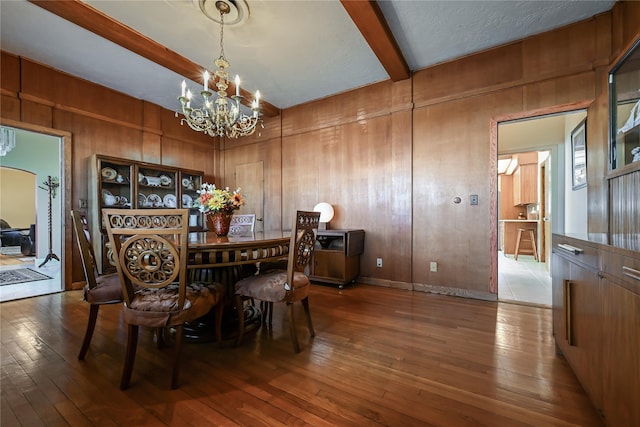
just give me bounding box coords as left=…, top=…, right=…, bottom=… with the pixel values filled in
left=99, top=159, right=133, bottom=212
left=609, top=37, right=640, bottom=171
left=179, top=171, right=205, bottom=230
left=136, top=166, right=178, bottom=209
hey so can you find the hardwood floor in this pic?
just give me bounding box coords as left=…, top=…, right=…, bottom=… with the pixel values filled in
left=1, top=283, right=601, bottom=426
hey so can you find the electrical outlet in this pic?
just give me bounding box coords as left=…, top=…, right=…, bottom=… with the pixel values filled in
left=470, top=194, right=479, bottom=205
left=79, top=199, right=88, bottom=208
left=376, top=258, right=383, bottom=268
left=430, top=261, right=438, bottom=272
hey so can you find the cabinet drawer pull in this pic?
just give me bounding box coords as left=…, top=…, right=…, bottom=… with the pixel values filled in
left=622, top=266, right=640, bottom=281
left=563, top=280, right=574, bottom=346
left=557, top=244, right=583, bottom=254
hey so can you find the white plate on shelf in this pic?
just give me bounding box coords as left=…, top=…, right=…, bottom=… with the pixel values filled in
left=182, top=178, right=191, bottom=188
left=138, top=172, right=145, bottom=183
left=138, top=193, right=146, bottom=207
left=101, top=167, right=117, bottom=180
left=160, top=175, right=172, bottom=186
left=146, top=193, right=163, bottom=207
left=182, top=194, right=193, bottom=208
left=163, top=194, right=177, bottom=208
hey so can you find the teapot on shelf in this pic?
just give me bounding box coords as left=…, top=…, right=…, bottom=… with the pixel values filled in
left=103, top=190, right=117, bottom=206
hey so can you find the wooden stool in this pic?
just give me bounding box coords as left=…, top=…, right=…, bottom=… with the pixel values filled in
left=514, top=228, right=538, bottom=261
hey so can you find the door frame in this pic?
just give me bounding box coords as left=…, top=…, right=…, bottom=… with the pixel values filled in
left=488, top=100, right=592, bottom=294
left=0, top=118, right=73, bottom=290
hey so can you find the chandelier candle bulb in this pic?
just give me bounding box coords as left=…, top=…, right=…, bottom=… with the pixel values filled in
left=181, top=80, right=186, bottom=97
left=235, top=75, right=240, bottom=96
left=203, top=71, right=210, bottom=92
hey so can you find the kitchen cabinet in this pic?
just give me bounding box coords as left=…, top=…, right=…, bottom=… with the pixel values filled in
left=88, top=154, right=205, bottom=273
left=310, top=229, right=364, bottom=289
left=552, top=234, right=640, bottom=426
left=513, top=163, right=537, bottom=206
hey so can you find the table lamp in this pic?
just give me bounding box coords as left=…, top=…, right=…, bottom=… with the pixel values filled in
left=313, top=202, right=334, bottom=230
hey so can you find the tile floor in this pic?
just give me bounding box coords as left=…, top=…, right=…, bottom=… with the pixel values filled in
left=0, top=256, right=63, bottom=302
left=498, top=250, right=551, bottom=307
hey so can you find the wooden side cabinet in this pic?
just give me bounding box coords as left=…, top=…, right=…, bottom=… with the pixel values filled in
left=310, top=229, right=365, bottom=288
left=552, top=234, right=640, bottom=426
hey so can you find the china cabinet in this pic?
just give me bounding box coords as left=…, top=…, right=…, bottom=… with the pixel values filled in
left=88, top=154, right=204, bottom=273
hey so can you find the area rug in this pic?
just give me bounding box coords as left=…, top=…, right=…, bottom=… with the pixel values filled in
left=0, top=268, right=52, bottom=286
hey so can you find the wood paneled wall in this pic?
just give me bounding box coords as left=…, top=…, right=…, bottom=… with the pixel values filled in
left=1, top=1, right=638, bottom=297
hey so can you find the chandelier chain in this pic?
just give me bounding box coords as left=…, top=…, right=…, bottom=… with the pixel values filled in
left=218, top=8, right=225, bottom=61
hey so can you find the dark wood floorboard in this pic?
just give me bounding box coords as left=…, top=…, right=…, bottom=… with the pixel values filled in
left=1, top=283, right=602, bottom=426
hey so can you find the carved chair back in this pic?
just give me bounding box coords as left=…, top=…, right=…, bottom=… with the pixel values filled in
left=284, top=211, right=320, bottom=291
left=71, top=210, right=100, bottom=290
left=229, top=214, right=256, bottom=236
left=102, top=209, right=189, bottom=308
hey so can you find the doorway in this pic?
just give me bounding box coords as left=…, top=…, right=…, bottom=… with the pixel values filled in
left=496, top=110, right=587, bottom=306
left=0, top=126, right=64, bottom=302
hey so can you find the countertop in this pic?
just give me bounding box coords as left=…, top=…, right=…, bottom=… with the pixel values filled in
left=554, top=233, right=640, bottom=255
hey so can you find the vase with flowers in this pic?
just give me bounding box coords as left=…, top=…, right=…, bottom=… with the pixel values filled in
left=193, top=183, right=245, bottom=236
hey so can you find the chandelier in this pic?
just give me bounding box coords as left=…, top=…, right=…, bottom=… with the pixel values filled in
left=177, top=1, right=261, bottom=139
left=0, top=127, right=16, bottom=156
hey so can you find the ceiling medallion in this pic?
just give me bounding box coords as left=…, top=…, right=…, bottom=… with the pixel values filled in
left=178, top=0, right=261, bottom=138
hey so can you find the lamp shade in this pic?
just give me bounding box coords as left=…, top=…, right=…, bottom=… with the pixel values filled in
left=313, top=202, right=334, bottom=223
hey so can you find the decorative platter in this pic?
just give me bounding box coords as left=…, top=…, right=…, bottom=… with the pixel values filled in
left=101, top=167, right=117, bottom=180
left=182, top=194, right=193, bottom=208
left=160, top=175, right=172, bottom=186
left=163, top=194, right=177, bottom=208
left=182, top=178, right=192, bottom=188
left=138, top=193, right=146, bottom=207
left=146, top=193, right=163, bottom=207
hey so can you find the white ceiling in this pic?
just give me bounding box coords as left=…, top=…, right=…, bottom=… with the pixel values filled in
left=0, top=0, right=616, bottom=114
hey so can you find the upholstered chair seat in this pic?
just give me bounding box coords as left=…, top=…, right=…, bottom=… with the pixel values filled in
left=123, top=282, right=223, bottom=327
left=235, top=270, right=310, bottom=303
left=83, top=273, right=122, bottom=304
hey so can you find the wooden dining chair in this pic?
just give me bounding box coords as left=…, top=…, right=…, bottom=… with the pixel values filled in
left=234, top=210, right=320, bottom=353
left=71, top=210, right=123, bottom=360
left=103, top=208, right=225, bottom=389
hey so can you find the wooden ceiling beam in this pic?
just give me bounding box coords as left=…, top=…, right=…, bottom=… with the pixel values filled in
left=340, top=0, right=410, bottom=81
left=27, top=0, right=280, bottom=117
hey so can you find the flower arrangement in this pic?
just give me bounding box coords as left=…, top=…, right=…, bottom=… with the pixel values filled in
left=194, top=183, right=244, bottom=215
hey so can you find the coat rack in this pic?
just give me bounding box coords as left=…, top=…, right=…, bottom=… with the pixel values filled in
left=38, top=176, right=60, bottom=268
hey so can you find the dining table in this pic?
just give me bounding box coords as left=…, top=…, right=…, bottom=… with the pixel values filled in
left=183, top=230, right=291, bottom=342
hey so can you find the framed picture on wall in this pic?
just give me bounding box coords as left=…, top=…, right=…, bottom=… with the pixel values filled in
left=571, top=119, right=587, bottom=190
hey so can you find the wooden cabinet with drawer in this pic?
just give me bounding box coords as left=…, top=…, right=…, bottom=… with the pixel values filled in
left=600, top=249, right=640, bottom=427
left=552, top=234, right=640, bottom=426
left=551, top=236, right=603, bottom=412
left=310, top=229, right=365, bottom=289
